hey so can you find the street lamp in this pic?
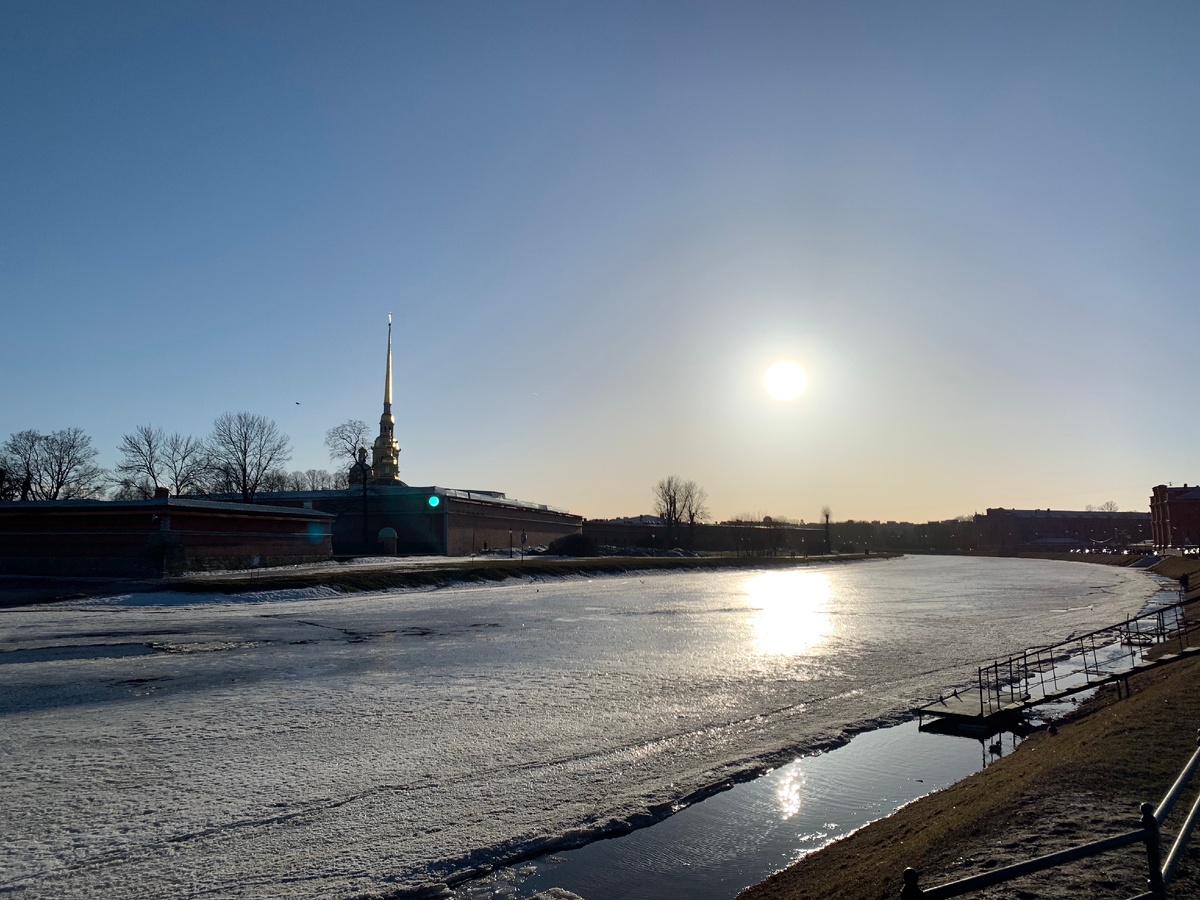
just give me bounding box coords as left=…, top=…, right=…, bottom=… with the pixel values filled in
left=353, top=447, right=370, bottom=554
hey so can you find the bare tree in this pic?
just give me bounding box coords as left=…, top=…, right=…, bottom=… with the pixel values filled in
left=730, top=511, right=766, bottom=524
left=260, top=469, right=292, bottom=493
left=653, top=475, right=684, bottom=546
left=653, top=476, right=708, bottom=548
left=162, top=432, right=208, bottom=496
left=1, top=428, right=106, bottom=500
left=325, top=419, right=370, bottom=467
left=1, top=430, right=43, bottom=500
left=206, top=412, right=292, bottom=503
left=282, top=469, right=339, bottom=491
left=301, top=468, right=338, bottom=490
left=39, top=428, right=106, bottom=499
left=110, top=477, right=156, bottom=501
left=116, top=425, right=165, bottom=496
left=680, top=479, right=709, bottom=546
left=116, top=426, right=208, bottom=497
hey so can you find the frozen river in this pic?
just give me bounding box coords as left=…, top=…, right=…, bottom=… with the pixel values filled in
left=0, top=556, right=1165, bottom=898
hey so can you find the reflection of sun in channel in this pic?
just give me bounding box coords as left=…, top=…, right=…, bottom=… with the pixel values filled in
left=777, top=768, right=806, bottom=820
left=764, top=360, right=808, bottom=401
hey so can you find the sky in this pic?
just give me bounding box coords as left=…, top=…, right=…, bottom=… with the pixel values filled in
left=2, top=1, right=1197, bottom=524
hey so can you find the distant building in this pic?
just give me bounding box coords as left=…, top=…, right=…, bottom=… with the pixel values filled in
left=244, top=486, right=580, bottom=556
left=975, top=508, right=1151, bottom=553
left=582, top=516, right=824, bottom=555
left=0, top=496, right=333, bottom=577
left=1150, top=484, right=1200, bottom=551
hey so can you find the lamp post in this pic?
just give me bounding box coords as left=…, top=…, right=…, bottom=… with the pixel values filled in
left=509, top=528, right=513, bottom=559
left=353, top=447, right=370, bottom=554
left=362, top=472, right=369, bottom=553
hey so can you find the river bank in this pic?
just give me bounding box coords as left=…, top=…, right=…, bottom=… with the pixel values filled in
left=739, top=583, right=1200, bottom=899
left=0, top=550, right=888, bottom=607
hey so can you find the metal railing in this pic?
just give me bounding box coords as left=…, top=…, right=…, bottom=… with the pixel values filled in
left=900, top=730, right=1200, bottom=898
left=967, top=597, right=1198, bottom=719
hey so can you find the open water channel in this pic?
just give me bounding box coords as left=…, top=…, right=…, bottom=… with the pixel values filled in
left=0, top=555, right=1171, bottom=898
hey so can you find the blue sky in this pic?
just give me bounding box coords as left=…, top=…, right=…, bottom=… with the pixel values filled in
left=2, top=1, right=1197, bottom=522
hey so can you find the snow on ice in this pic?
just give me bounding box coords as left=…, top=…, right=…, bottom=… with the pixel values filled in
left=0, top=556, right=1166, bottom=897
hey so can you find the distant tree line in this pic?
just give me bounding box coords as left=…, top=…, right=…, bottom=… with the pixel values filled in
left=639, top=476, right=992, bottom=556
left=0, top=413, right=359, bottom=503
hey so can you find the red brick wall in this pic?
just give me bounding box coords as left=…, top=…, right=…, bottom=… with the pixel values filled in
left=0, top=500, right=332, bottom=576
left=1151, top=485, right=1200, bottom=549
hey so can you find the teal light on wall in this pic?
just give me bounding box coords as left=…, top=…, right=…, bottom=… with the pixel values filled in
left=427, top=495, right=440, bottom=508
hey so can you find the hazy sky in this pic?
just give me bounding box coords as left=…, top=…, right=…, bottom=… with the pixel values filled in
left=3, top=1, right=1197, bottom=523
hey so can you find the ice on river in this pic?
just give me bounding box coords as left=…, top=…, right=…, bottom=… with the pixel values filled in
left=0, top=556, right=1166, bottom=897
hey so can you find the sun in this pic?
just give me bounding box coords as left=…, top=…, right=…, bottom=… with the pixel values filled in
left=763, top=360, right=808, bottom=401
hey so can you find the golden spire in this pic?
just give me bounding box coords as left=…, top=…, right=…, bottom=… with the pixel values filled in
left=384, top=312, right=393, bottom=414
left=371, top=313, right=401, bottom=483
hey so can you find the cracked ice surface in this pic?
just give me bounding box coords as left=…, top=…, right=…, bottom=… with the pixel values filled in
left=0, top=556, right=1163, bottom=897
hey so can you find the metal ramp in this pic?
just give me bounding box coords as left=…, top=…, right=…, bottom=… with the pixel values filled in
left=917, top=595, right=1199, bottom=734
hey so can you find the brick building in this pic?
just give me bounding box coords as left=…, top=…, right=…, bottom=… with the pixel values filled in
left=1150, top=484, right=1200, bottom=551
left=582, top=517, right=825, bottom=555
left=248, top=486, right=581, bottom=556
left=0, top=496, right=333, bottom=577
left=975, top=508, right=1151, bottom=553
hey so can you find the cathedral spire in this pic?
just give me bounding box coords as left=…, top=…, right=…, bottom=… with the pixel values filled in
left=384, top=312, right=393, bottom=415
left=369, top=314, right=401, bottom=483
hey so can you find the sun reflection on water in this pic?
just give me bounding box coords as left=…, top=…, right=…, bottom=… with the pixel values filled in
left=776, top=766, right=806, bottom=820
left=743, top=570, right=833, bottom=656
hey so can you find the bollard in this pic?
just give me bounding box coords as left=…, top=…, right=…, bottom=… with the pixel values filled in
left=1142, top=801, right=1166, bottom=899
left=900, top=867, right=923, bottom=898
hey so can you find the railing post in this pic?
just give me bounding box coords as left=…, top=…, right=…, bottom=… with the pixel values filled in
left=900, top=867, right=923, bottom=898
left=1142, top=801, right=1166, bottom=899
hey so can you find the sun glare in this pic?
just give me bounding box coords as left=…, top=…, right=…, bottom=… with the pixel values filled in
left=763, top=360, right=808, bottom=401
left=744, top=571, right=832, bottom=656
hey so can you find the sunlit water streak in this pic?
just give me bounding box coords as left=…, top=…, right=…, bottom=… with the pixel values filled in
left=745, top=570, right=833, bottom=656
